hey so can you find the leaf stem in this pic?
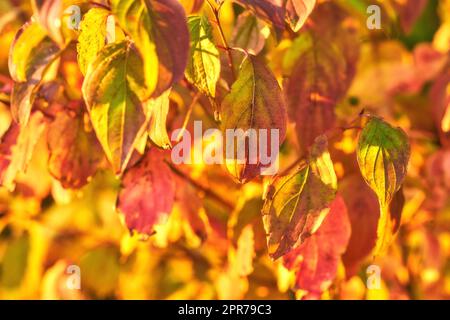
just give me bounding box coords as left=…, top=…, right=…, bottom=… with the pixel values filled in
left=165, top=160, right=235, bottom=210
left=206, top=0, right=236, bottom=81
left=175, top=91, right=201, bottom=142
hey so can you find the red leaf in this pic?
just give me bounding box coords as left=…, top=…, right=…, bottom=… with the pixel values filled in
left=117, top=148, right=175, bottom=234
left=47, top=110, right=103, bottom=189
left=340, top=174, right=378, bottom=276
left=283, top=195, right=350, bottom=298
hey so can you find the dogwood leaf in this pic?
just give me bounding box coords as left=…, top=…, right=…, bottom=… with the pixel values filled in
left=262, top=136, right=337, bottom=259
left=221, top=55, right=287, bottom=183
left=283, top=195, right=350, bottom=299
left=82, top=40, right=149, bottom=173
left=145, top=89, right=171, bottom=149
left=357, top=116, right=410, bottom=255
left=8, top=21, right=60, bottom=125
left=185, top=15, right=220, bottom=99
left=48, top=110, right=103, bottom=189
left=111, top=0, right=189, bottom=97
left=77, top=7, right=111, bottom=75
left=117, top=149, right=175, bottom=234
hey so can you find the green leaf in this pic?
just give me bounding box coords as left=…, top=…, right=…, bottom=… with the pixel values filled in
left=77, top=7, right=110, bottom=75
left=221, top=55, right=287, bottom=183
left=111, top=0, right=189, bottom=97
left=145, top=89, right=171, bottom=149
left=262, top=136, right=337, bottom=259
left=8, top=21, right=60, bottom=125
left=82, top=40, right=149, bottom=173
left=356, top=116, right=410, bottom=255
left=185, top=15, right=220, bottom=99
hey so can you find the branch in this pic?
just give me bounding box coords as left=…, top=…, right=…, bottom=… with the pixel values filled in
left=165, top=161, right=235, bottom=210
left=206, top=0, right=236, bottom=81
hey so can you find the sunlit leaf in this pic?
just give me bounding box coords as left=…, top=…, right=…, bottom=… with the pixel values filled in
left=221, top=55, right=287, bottom=183
left=145, top=89, right=171, bottom=149
left=111, top=0, right=189, bottom=97
left=8, top=21, right=60, bottom=125
left=232, top=12, right=268, bottom=55
left=235, top=0, right=315, bottom=32
left=117, top=148, right=175, bottom=234
left=32, top=0, right=64, bottom=44
left=76, top=7, right=110, bottom=75
left=82, top=40, right=149, bottom=173
left=356, top=116, right=410, bottom=255
left=262, top=136, right=337, bottom=259
left=185, top=15, right=220, bottom=99
left=285, top=0, right=316, bottom=32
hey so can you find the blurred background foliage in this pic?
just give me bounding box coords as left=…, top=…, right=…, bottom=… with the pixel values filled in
left=0, top=0, right=449, bottom=299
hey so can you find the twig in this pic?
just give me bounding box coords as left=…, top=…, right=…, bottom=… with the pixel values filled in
left=165, top=160, right=235, bottom=210
left=279, top=110, right=366, bottom=176
left=175, top=91, right=201, bottom=142
left=206, top=0, right=236, bottom=81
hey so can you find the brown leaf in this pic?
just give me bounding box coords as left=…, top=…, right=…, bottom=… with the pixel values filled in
left=117, top=148, right=175, bottom=234
left=283, top=195, right=351, bottom=298
left=47, top=110, right=103, bottom=189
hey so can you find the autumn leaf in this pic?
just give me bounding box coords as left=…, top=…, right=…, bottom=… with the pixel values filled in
left=8, top=21, right=60, bottom=125
left=47, top=110, right=103, bottom=189
left=0, top=111, right=47, bottom=191
left=111, top=0, right=189, bottom=97
left=262, top=136, right=337, bottom=259
left=221, top=55, right=287, bottom=183
left=117, top=149, right=175, bottom=235
left=285, top=32, right=351, bottom=154
left=235, top=0, right=315, bottom=32
left=76, top=7, right=111, bottom=75
left=356, top=116, right=410, bottom=255
left=82, top=40, right=149, bottom=173
left=185, top=15, right=220, bottom=99
left=285, top=0, right=316, bottom=32
left=430, top=70, right=450, bottom=147
left=392, top=0, right=428, bottom=34
left=232, top=12, right=268, bottom=56
left=283, top=195, right=350, bottom=299
left=32, top=0, right=64, bottom=45
left=340, top=174, right=379, bottom=276
left=145, top=89, right=171, bottom=149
